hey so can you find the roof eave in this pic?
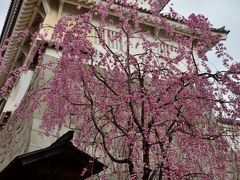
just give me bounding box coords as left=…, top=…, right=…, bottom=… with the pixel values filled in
left=0, top=0, right=24, bottom=45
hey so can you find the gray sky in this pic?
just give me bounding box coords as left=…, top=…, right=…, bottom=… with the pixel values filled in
left=0, top=0, right=239, bottom=70
left=165, top=0, right=240, bottom=71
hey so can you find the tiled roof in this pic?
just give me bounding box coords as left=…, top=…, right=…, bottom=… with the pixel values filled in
left=159, top=13, right=230, bottom=34
left=0, top=0, right=24, bottom=45
left=212, top=26, right=230, bottom=34
left=0, top=131, right=106, bottom=179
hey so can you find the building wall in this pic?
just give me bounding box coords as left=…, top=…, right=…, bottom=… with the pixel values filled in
left=0, top=112, right=32, bottom=171
left=0, top=0, right=199, bottom=174
left=0, top=70, right=35, bottom=170
left=28, top=47, right=71, bottom=152
left=0, top=47, right=70, bottom=171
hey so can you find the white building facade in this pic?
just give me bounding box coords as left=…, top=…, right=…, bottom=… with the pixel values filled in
left=0, top=0, right=229, bottom=178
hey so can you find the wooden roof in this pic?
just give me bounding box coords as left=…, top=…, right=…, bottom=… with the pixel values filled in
left=0, top=131, right=106, bottom=180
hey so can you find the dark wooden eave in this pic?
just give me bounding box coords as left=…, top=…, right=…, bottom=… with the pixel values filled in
left=0, top=131, right=106, bottom=180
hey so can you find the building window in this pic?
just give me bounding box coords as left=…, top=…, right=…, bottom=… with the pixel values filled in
left=88, top=28, right=123, bottom=51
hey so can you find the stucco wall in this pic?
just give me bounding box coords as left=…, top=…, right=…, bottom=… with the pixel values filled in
left=0, top=70, right=35, bottom=171
left=28, top=48, right=70, bottom=152
left=0, top=116, right=32, bottom=171
left=0, top=47, right=70, bottom=170
left=0, top=1, right=199, bottom=174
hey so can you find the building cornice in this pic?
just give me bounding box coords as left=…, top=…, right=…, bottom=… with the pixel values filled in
left=0, top=0, right=37, bottom=88
left=0, top=0, right=230, bottom=89
left=0, top=0, right=24, bottom=45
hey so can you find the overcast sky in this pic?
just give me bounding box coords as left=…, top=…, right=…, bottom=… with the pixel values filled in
left=165, top=0, right=240, bottom=71
left=0, top=0, right=239, bottom=71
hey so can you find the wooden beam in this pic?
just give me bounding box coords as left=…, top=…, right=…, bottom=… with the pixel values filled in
left=42, top=0, right=51, bottom=15
left=37, top=6, right=46, bottom=19
left=21, top=45, right=29, bottom=57
left=58, top=0, right=65, bottom=19
left=12, top=34, right=28, bottom=67
left=28, top=8, right=38, bottom=27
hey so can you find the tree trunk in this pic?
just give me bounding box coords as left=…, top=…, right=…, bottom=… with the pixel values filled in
left=129, top=160, right=136, bottom=180
left=142, top=139, right=150, bottom=180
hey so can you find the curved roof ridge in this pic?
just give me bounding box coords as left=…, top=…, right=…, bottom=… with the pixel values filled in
left=0, top=0, right=24, bottom=45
